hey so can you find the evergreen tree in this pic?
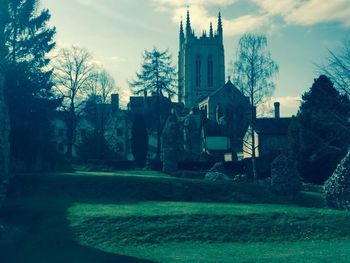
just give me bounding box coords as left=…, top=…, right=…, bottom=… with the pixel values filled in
left=289, top=75, right=350, bottom=184
left=129, top=47, right=176, bottom=161
left=3, top=0, right=60, bottom=169
left=129, top=47, right=176, bottom=98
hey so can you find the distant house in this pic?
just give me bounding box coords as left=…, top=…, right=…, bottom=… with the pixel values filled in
left=52, top=94, right=132, bottom=160
left=243, top=102, right=292, bottom=159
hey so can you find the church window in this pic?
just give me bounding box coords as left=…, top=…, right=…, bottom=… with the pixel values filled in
left=208, top=55, right=213, bottom=87
left=195, top=55, right=201, bottom=87
left=216, top=104, right=223, bottom=121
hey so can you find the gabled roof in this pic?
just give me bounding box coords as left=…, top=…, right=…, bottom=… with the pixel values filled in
left=255, top=118, right=291, bottom=135
left=198, top=79, right=246, bottom=105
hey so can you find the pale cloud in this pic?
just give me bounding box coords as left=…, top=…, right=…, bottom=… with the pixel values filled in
left=223, top=14, right=270, bottom=36
left=153, top=0, right=236, bottom=7
left=156, top=1, right=267, bottom=36
left=285, top=0, right=350, bottom=27
left=251, top=0, right=300, bottom=16
left=109, top=56, right=126, bottom=63
left=154, top=0, right=350, bottom=37
left=253, top=0, right=350, bottom=27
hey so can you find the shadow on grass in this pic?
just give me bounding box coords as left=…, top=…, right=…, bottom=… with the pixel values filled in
left=0, top=173, right=160, bottom=263
left=20, top=172, right=315, bottom=205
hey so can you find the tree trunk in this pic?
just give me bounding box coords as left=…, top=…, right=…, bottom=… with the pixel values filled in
left=66, top=105, right=76, bottom=161
left=155, top=85, right=162, bottom=162
left=0, top=73, right=10, bottom=208
left=251, top=105, right=258, bottom=181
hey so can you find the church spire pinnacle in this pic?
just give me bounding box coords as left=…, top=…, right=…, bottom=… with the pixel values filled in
left=209, top=21, right=213, bottom=38
left=186, top=8, right=192, bottom=36
left=217, top=12, right=223, bottom=43
left=218, top=12, right=222, bottom=32
left=179, top=19, right=185, bottom=46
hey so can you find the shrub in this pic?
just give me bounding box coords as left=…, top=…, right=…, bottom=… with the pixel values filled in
left=270, top=154, right=302, bottom=197
left=324, top=149, right=350, bottom=210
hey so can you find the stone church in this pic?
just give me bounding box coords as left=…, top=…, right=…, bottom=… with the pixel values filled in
left=178, top=11, right=225, bottom=109
left=177, top=11, right=250, bottom=160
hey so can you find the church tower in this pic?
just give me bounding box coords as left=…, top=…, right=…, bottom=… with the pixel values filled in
left=178, top=11, right=225, bottom=109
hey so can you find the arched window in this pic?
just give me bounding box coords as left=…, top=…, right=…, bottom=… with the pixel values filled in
left=196, top=55, right=201, bottom=87
left=216, top=104, right=223, bottom=121
left=208, top=55, right=213, bottom=87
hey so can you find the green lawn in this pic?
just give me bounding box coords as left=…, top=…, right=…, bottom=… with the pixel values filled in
left=0, top=170, right=349, bottom=263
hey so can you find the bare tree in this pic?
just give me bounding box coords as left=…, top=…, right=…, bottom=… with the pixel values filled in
left=233, top=34, right=279, bottom=180
left=53, top=46, right=97, bottom=159
left=85, top=68, right=119, bottom=158
left=90, top=69, right=118, bottom=103
left=319, top=39, right=350, bottom=96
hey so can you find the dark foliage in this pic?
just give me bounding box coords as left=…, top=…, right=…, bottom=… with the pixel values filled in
left=3, top=0, right=60, bottom=170
left=270, top=154, right=302, bottom=197
left=129, top=47, right=177, bottom=98
left=289, top=75, right=350, bottom=184
left=131, top=114, right=148, bottom=167
left=77, top=132, right=119, bottom=162
left=80, top=94, right=109, bottom=160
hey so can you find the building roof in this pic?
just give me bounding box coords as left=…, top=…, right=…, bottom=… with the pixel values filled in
left=254, top=118, right=292, bottom=135
left=198, top=79, right=248, bottom=106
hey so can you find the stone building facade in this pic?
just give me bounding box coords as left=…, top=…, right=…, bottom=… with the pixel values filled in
left=243, top=103, right=291, bottom=159
left=52, top=94, right=132, bottom=160
left=198, top=80, right=251, bottom=158
left=178, top=11, right=225, bottom=109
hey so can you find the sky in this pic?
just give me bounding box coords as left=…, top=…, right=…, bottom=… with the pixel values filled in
left=41, top=0, right=350, bottom=116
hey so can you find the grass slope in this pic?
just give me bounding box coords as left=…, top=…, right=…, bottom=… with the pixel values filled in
left=0, top=171, right=348, bottom=263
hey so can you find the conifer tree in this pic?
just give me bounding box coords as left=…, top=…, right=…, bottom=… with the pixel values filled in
left=3, top=0, right=60, bottom=169
left=129, top=47, right=176, bottom=98
left=289, top=75, right=350, bottom=184
left=129, top=47, right=176, bottom=161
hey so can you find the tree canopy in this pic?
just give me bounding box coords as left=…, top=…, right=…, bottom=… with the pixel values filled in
left=53, top=46, right=97, bottom=159
left=3, top=0, right=60, bottom=169
left=289, top=75, right=350, bottom=184
left=129, top=47, right=176, bottom=98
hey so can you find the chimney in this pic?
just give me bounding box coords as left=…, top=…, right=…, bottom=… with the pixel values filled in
left=111, top=94, right=119, bottom=112
left=274, top=102, right=280, bottom=119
